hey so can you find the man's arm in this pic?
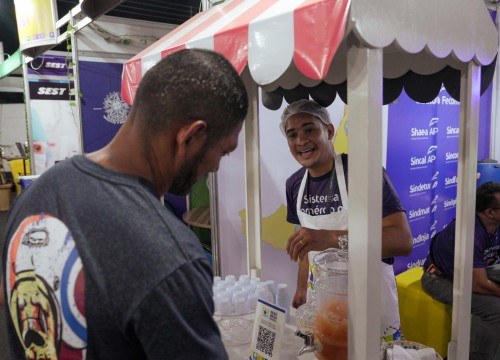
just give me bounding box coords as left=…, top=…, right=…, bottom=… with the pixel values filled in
left=381, top=211, right=413, bottom=258
left=285, top=212, right=412, bottom=261
left=472, top=267, right=500, bottom=297
left=134, top=260, right=228, bottom=360
left=292, top=256, right=309, bottom=309
left=286, top=227, right=347, bottom=261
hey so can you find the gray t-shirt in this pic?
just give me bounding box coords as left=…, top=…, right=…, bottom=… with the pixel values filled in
left=2, top=155, right=227, bottom=359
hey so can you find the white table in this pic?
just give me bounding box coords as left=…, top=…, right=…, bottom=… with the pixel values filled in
left=218, top=312, right=317, bottom=360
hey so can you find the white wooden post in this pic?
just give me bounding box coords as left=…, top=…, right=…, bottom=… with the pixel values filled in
left=243, top=70, right=262, bottom=278
left=447, top=62, right=481, bottom=360
left=347, top=43, right=383, bottom=360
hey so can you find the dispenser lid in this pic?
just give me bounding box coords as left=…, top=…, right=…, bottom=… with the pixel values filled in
left=313, top=249, right=348, bottom=275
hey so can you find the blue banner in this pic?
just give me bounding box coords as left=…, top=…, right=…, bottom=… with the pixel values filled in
left=79, top=60, right=129, bottom=153
left=387, top=85, right=492, bottom=275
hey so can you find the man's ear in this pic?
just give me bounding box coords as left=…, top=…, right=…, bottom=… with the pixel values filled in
left=327, top=124, right=335, bottom=140
left=176, top=120, right=208, bottom=158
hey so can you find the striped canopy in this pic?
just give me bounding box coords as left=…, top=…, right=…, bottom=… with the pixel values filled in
left=121, top=0, right=498, bottom=106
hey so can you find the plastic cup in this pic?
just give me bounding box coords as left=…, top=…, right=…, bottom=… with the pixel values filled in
left=219, top=297, right=232, bottom=316
left=239, top=274, right=250, bottom=284
left=225, top=275, right=236, bottom=286
left=232, top=290, right=246, bottom=304
left=247, top=293, right=258, bottom=311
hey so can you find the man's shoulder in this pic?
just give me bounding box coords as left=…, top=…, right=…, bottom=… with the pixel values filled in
left=286, top=167, right=306, bottom=185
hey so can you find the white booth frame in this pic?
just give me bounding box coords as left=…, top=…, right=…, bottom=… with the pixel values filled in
left=118, top=0, right=499, bottom=358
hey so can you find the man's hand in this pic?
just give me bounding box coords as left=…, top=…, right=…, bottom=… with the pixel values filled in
left=286, top=227, right=345, bottom=261
left=292, top=286, right=307, bottom=309
left=293, top=256, right=309, bottom=309
left=472, top=267, right=500, bottom=297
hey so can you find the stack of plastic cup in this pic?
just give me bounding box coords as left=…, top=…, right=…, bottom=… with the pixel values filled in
left=213, top=274, right=287, bottom=315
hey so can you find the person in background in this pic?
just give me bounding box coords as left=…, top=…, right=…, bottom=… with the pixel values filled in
left=421, top=181, right=500, bottom=360
left=2, top=49, right=248, bottom=360
left=282, top=99, right=413, bottom=340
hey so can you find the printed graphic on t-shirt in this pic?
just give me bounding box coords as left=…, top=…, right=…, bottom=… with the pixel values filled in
left=484, top=244, right=500, bottom=266
left=6, top=214, right=87, bottom=359
left=301, top=183, right=343, bottom=216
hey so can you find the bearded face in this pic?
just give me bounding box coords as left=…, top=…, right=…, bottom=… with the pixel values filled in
left=169, top=142, right=207, bottom=196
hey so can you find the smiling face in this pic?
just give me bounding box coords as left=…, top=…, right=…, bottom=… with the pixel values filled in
left=285, top=113, right=335, bottom=177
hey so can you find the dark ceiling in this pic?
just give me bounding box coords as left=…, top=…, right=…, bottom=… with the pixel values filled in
left=0, top=0, right=200, bottom=103
left=1, top=0, right=200, bottom=55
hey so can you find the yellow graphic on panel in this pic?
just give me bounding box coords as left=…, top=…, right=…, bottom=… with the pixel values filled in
left=239, top=205, right=295, bottom=250
left=334, top=105, right=348, bottom=154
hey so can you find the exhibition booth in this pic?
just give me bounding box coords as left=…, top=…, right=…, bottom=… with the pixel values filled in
left=121, top=0, right=499, bottom=359
left=3, top=0, right=500, bottom=358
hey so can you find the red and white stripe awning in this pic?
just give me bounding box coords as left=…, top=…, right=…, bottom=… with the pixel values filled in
left=121, top=0, right=350, bottom=104
left=121, top=0, right=498, bottom=105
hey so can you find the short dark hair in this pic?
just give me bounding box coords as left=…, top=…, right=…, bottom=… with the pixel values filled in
left=476, top=181, right=500, bottom=212
left=131, top=49, right=248, bottom=141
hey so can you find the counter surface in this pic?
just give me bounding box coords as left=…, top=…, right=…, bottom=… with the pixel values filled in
left=219, top=312, right=316, bottom=360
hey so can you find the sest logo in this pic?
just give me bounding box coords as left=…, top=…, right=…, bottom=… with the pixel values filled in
left=45, top=62, right=66, bottom=69
left=37, top=87, right=75, bottom=96
left=37, top=87, right=66, bottom=96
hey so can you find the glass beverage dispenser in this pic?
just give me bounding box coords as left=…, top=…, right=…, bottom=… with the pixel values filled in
left=296, top=235, right=348, bottom=360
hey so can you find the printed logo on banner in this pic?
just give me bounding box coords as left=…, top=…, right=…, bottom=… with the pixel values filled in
left=103, top=91, right=130, bottom=124
left=431, top=171, right=439, bottom=188
left=29, top=81, right=75, bottom=101
left=413, top=231, right=430, bottom=248
left=443, top=198, right=457, bottom=212
left=446, top=126, right=460, bottom=138
left=418, top=87, right=460, bottom=106
left=440, top=94, right=460, bottom=106
left=410, top=117, right=439, bottom=140
left=408, top=205, right=431, bottom=222
left=79, top=60, right=128, bottom=153
left=406, top=258, right=426, bottom=269
left=444, top=175, right=458, bottom=188
left=445, top=151, right=459, bottom=163
left=28, top=55, right=71, bottom=77
left=429, top=219, right=438, bottom=239
left=409, top=181, right=432, bottom=196
left=387, top=83, right=492, bottom=275
left=410, top=145, right=438, bottom=170
left=430, top=195, right=438, bottom=213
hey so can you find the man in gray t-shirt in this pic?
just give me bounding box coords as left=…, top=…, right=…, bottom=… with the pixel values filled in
left=2, top=49, right=248, bottom=360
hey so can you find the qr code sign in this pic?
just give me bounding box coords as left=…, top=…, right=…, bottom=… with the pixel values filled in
left=256, top=325, right=276, bottom=357
left=270, top=310, right=277, bottom=322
